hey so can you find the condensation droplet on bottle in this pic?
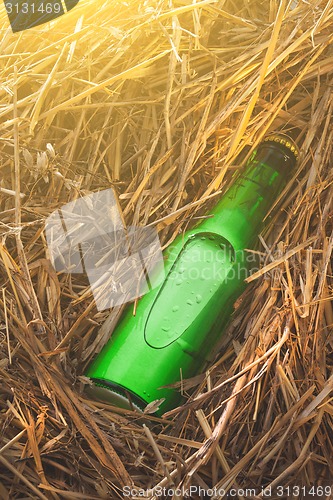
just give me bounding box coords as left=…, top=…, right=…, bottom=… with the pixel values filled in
left=196, top=294, right=202, bottom=303
left=172, top=305, right=179, bottom=312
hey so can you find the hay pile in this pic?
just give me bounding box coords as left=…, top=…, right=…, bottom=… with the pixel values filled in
left=1, top=0, right=333, bottom=497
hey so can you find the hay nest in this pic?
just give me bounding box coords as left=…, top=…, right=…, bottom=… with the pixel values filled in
left=1, top=0, right=333, bottom=498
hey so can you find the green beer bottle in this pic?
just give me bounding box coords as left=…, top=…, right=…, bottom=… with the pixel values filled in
left=85, top=134, right=298, bottom=415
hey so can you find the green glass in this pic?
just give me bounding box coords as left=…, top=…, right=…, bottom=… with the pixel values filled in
left=85, top=134, right=298, bottom=415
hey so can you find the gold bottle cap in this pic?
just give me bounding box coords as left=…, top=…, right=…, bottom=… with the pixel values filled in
left=263, top=133, right=299, bottom=160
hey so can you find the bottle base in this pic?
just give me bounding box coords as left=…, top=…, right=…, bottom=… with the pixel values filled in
left=85, top=380, right=146, bottom=413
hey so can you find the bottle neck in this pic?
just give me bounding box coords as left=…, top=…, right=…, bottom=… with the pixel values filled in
left=222, top=142, right=292, bottom=214
left=197, top=141, right=297, bottom=250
